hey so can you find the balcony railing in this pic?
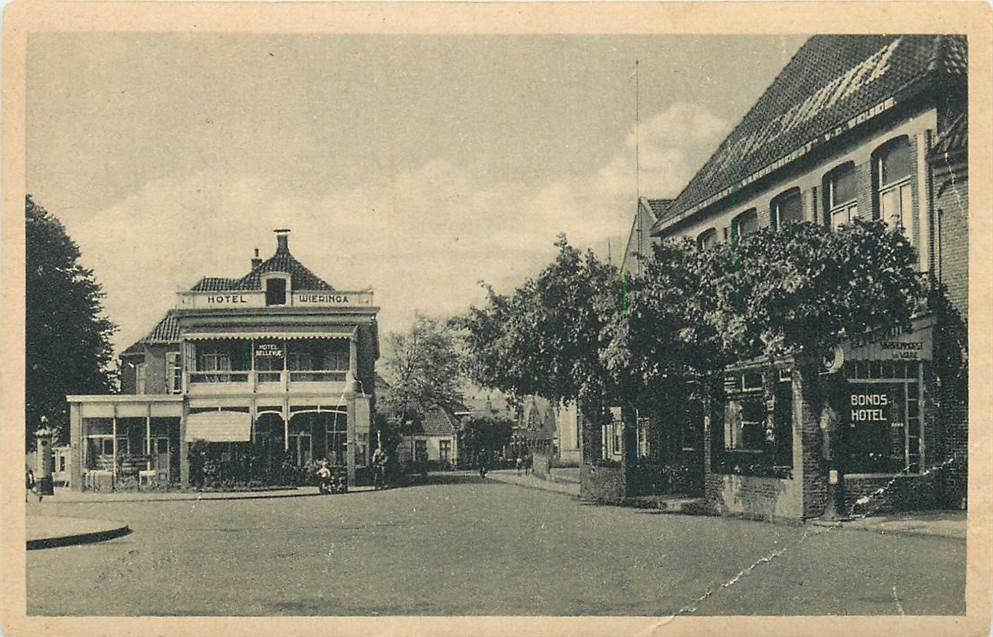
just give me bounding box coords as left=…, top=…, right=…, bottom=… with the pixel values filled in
left=289, top=370, right=347, bottom=382
left=189, top=371, right=250, bottom=384
left=188, top=370, right=348, bottom=386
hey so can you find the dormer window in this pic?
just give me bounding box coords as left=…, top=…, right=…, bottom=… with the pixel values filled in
left=266, top=277, right=287, bottom=306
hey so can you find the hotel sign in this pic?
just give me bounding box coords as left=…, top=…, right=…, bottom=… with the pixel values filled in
left=293, top=293, right=372, bottom=306
left=846, top=321, right=933, bottom=362
left=177, top=289, right=374, bottom=309
left=254, top=342, right=283, bottom=358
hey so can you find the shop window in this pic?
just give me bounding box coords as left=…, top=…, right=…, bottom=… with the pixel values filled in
left=696, top=228, right=718, bottom=251
left=845, top=361, right=922, bottom=474
left=716, top=366, right=793, bottom=477
left=772, top=187, right=804, bottom=229
left=725, top=398, right=766, bottom=451
left=265, top=277, right=287, bottom=306
left=731, top=209, right=759, bottom=241
left=873, top=137, right=914, bottom=237
left=166, top=352, right=182, bottom=394
left=825, top=162, right=859, bottom=229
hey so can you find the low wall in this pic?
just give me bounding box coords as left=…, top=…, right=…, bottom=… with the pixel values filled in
left=705, top=473, right=804, bottom=521
left=580, top=463, right=625, bottom=503
left=556, top=449, right=581, bottom=467
left=844, top=474, right=944, bottom=514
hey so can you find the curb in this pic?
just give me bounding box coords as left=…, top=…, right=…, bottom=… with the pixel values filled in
left=485, top=474, right=580, bottom=498
left=27, top=524, right=131, bottom=550
left=807, top=519, right=964, bottom=541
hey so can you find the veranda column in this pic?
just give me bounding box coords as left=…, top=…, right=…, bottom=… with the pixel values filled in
left=69, top=402, right=83, bottom=491
left=179, top=401, right=189, bottom=486
left=146, top=403, right=152, bottom=471
left=111, top=404, right=118, bottom=491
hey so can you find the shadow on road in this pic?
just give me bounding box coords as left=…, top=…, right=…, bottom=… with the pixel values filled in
left=402, top=471, right=498, bottom=487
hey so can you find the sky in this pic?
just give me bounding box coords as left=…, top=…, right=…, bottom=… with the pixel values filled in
left=26, top=33, right=807, bottom=355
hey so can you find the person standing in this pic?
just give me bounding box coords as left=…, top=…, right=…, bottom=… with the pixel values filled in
left=26, top=468, right=39, bottom=503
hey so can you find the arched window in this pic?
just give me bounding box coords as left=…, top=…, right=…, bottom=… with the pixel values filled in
left=825, top=162, right=859, bottom=229
left=771, top=187, right=804, bottom=229
left=731, top=208, right=759, bottom=241
left=874, top=137, right=913, bottom=233
left=696, top=228, right=718, bottom=251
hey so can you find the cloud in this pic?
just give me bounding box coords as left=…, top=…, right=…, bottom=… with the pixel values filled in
left=69, top=102, right=729, bottom=355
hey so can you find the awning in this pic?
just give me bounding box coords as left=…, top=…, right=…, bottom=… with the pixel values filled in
left=182, top=328, right=356, bottom=341
left=185, top=410, right=251, bottom=442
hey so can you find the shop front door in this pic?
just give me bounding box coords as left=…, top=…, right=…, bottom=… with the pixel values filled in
left=290, top=433, right=312, bottom=466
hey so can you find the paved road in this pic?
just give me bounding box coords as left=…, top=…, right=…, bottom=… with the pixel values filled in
left=26, top=472, right=965, bottom=616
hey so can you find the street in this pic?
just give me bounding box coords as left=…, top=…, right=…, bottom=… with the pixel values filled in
left=27, top=473, right=965, bottom=616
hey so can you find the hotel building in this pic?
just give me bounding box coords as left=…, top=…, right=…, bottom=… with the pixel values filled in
left=67, top=229, right=380, bottom=490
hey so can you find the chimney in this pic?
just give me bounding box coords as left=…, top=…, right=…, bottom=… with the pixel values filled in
left=251, top=248, right=262, bottom=269
left=274, top=228, right=290, bottom=253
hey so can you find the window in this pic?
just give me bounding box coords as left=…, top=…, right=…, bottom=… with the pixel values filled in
left=826, top=163, right=859, bottom=229
left=613, top=421, right=623, bottom=456
left=265, top=277, right=287, bottom=306
left=696, top=228, right=718, bottom=251
left=414, top=440, right=428, bottom=464
left=875, top=137, right=914, bottom=235
left=845, top=361, right=922, bottom=474
left=725, top=399, right=767, bottom=451
left=194, top=342, right=250, bottom=383
left=59, top=455, right=66, bottom=472
left=771, top=188, right=804, bottom=229
left=439, top=440, right=451, bottom=465
left=732, top=209, right=759, bottom=240
left=135, top=363, right=147, bottom=394
left=166, top=352, right=182, bottom=394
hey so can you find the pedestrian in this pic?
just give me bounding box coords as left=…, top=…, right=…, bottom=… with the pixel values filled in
left=525, top=451, right=533, bottom=476
left=515, top=455, right=523, bottom=475
left=25, top=467, right=39, bottom=503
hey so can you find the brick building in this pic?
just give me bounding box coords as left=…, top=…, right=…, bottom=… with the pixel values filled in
left=582, top=35, right=968, bottom=520
left=67, top=229, right=380, bottom=490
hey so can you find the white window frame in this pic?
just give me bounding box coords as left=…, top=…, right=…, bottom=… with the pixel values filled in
left=732, top=209, right=759, bottom=240
left=875, top=138, right=914, bottom=239
left=166, top=352, right=182, bottom=394
left=696, top=228, right=717, bottom=251
left=827, top=163, right=860, bottom=229
left=771, top=187, right=804, bottom=230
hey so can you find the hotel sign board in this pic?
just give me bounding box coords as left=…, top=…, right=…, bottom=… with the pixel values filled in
left=845, top=321, right=933, bottom=362
left=177, top=290, right=374, bottom=309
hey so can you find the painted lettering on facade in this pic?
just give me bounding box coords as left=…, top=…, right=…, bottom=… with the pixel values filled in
left=206, top=294, right=249, bottom=305
left=295, top=293, right=352, bottom=305
left=850, top=393, right=889, bottom=422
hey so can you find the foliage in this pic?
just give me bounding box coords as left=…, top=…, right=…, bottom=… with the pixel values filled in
left=459, top=414, right=514, bottom=463
left=458, top=235, right=621, bottom=407
left=599, top=238, right=725, bottom=411
left=381, top=313, right=465, bottom=422
left=188, top=440, right=316, bottom=488
left=26, top=195, right=117, bottom=445
left=696, top=219, right=924, bottom=362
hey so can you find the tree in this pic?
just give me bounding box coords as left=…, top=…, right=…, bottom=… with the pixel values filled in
left=381, top=313, right=465, bottom=423
left=26, top=195, right=117, bottom=445
left=459, top=414, right=514, bottom=465
left=459, top=235, right=620, bottom=408
left=696, top=219, right=923, bottom=362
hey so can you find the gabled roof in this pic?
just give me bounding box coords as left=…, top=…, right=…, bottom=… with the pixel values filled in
left=658, top=35, right=967, bottom=229
left=643, top=197, right=672, bottom=221
left=121, top=311, right=180, bottom=356
left=189, top=244, right=334, bottom=293
left=409, top=406, right=459, bottom=436
left=929, top=113, right=967, bottom=159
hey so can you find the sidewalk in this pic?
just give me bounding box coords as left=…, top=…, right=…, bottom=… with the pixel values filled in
left=27, top=515, right=130, bottom=549
left=809, top=510, right=966, bottom=540
left=486, top=470, right=580, bottom=497
left=42, top=485, right=374, bottom=504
